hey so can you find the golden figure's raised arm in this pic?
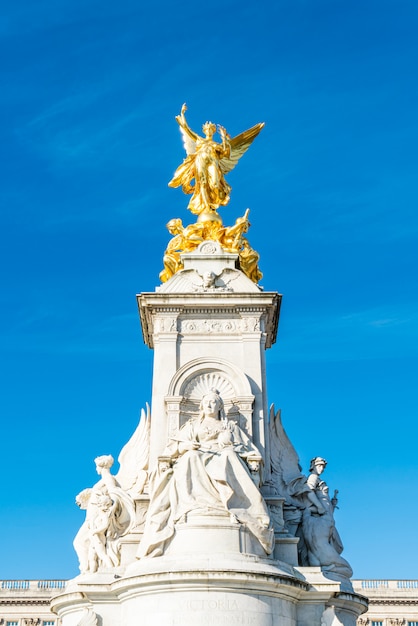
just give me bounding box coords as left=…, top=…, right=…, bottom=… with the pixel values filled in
left=217, top=125, right=231, bottom=159
left=175, top=103, right=198, bottom=152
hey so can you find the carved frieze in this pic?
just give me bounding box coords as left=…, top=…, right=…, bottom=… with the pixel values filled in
left=150, top=308, right=266, bottom=339
left=154, top=316, right=178, bottom=333
left=177, top=316, right=262, bottom=334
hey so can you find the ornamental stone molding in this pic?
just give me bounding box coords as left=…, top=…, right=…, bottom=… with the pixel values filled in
left=137, top=292, right=280, bottom=349
left=368, top=600, right=418, bottom=606
left=178, top=315, right=261, bottom=334
left=197, top=241, right=219, bottom=255
left=165, top=357, right=255, bottom=437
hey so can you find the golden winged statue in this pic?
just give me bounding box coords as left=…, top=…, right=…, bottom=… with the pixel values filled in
left=168, top=104, right=264, bottom=221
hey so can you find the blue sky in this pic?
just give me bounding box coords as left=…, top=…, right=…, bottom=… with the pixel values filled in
left=1, top=0, right=417, bottom=581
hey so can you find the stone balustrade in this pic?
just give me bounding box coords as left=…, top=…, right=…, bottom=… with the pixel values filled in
left=0, top=580, right=67, bottom=592
left=353, top=580, right=418, bottom=591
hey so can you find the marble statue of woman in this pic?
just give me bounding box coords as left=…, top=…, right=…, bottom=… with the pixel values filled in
left=269, top=408, right=353, bottom=579
left=137, top=389, right=273, bottom=558
left=74, top=455, right=135, bottom=573
left=301, top=457, right=353, bottom=579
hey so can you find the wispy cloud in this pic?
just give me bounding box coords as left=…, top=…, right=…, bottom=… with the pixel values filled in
left=18, top=87, right=145, bottom=168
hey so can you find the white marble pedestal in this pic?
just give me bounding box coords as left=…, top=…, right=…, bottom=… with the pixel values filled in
left=54, top=244, right=368, bottom=625
left=51, top=556, right=367, bottom=626
left=52, top=522, right=367, bottom=626
left=51, top=553, right=306, bottom=626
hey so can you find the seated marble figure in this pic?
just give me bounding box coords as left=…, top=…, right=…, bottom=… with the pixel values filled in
left=137, top=389, right=274, bottom=557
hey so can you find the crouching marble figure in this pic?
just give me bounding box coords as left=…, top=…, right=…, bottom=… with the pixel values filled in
left=137, top=389, right=274, bottom=558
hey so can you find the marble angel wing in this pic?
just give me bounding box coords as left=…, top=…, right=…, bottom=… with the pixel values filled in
left=116, top=403, right=151, bottom=496
left=220, top=122, right=265, bottom=175
left=269, top=405, right=308, bottom=502
left=76, top=608, right=98, bottom=626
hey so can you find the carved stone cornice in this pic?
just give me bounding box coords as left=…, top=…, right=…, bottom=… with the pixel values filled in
left=367, top=599, right=418, bottom=605
left=137, top=291, right=281, bottom=348
left=0, top=599, right=50, bottom=606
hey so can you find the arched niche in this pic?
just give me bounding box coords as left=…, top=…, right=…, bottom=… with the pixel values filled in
left=165, top=357, right=255, bottom=440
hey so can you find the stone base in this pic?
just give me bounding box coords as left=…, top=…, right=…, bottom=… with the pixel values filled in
left=274, top=535, right=300, bottom=566
left=52, top=556, right=306, bottom=626
left=53, top=519, right=367, bottom=626
left=165, top=515, right=268, bottom=559
left=295, top=567, right=368, bottom=626
left=52, top=556, right=367, bottom=626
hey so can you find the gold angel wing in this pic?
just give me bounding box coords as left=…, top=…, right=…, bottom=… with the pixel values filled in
left=220, top=122, right=264, bottom=174
left=179, top=125, right=197, bottom=156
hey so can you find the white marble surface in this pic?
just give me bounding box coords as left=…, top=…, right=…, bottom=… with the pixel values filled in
left=55, top=247, right=366, bottom=625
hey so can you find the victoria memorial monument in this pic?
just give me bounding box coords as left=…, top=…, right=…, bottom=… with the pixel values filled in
left=51, top=105, right=368, bottom=626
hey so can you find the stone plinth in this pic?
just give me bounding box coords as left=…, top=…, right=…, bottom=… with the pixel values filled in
left=52, top=555, right=307, bottom=626
left=55, top=244, right=367, bottom=626
left=51, top=558, right=368, bottom=626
